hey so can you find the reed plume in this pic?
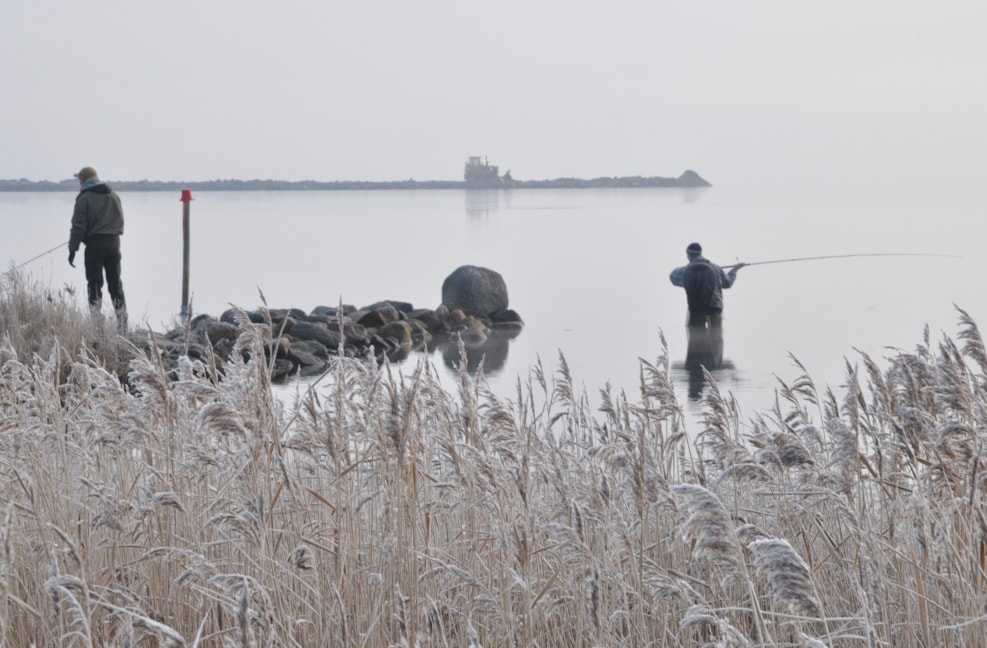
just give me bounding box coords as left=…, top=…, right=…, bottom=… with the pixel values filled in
left=672, top=483, right=741, bottom=567
left=746, top=537, right=821, bottom=617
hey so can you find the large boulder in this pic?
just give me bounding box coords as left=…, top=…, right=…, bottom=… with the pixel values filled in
left=441, top=265, right=509, bottom=316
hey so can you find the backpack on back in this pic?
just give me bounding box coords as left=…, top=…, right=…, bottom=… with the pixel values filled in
left=682, top=262, right=723, bottom=315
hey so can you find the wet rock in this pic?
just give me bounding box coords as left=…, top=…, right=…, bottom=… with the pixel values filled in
left=491, top=309, right=523, bottom=325
left=446, top=308, right=467, bottom=329
left=325, top=319, right=368, bottom=345
left=377, top=320, right=413, bottom=347
left=354, top=303, right=400, bottom=328
left=245, top=310, right=269, bottom=324
left=270, top=358, right=296, bottom=383
left=201, top=321, right=242, bottom=344
left=359, top=299, right=413, bottom=315
left=269, top=313, right=297, bottom=335
left=408, top=308, right=448, bottom=334
left=405, top=319, right=432, bottom=346
left=142, top=265, right=525, bottom=382
left=290, top=321, right=342, bottom=349
left=490, top=309, right=525, bottom=334
left=304, top=312, right=334, bottom=327
left=287, top=339, right=329, bottom=369
left=266, top=337, right=290, bottom=359
left=441, top=265, right=509, bottom=316
left=290, top=338, right=330, bottom=360
left=219, top=308, right=249, bottom=325
left=380, top=300, right=414, bottom=314
left=311, top=304, right=356, bottom=317
left=213, top=337, right=237, bottom=361
left=185, top=342, right=211, bottom=361
left=190, top=313, right=216, bottom=329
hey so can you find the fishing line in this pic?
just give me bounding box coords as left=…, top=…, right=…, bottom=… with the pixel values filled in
left=723, top=252, right=960, bottom=270
left=3, top=240, right=69, bottom=276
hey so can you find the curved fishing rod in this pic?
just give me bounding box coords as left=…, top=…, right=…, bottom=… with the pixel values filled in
left=722, top=252, right=960, bottom=270
left=3, top=240, right=69, bottom=276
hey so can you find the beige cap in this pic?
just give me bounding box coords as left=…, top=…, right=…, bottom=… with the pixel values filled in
left=74, top=166, right=98, bottom=181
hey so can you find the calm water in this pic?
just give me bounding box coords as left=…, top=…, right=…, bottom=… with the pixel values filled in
left=3, top=185, right=984, bottom=426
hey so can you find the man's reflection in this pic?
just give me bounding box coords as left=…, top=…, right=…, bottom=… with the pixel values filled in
left=684, top=322, right=726, bottom=400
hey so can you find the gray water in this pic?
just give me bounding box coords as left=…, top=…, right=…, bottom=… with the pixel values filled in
left=3, top=185, right=984, bottom=425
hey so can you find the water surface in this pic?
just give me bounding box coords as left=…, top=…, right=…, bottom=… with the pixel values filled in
left=3, top=185, right=982, bottom=428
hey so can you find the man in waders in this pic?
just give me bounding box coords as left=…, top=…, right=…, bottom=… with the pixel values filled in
left=67, top=166, right=127, bottom=329
left=669, top=242, right=744, bottom=328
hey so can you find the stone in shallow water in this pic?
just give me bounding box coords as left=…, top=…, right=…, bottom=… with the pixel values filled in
left=441, top=265, right=509, bottom=316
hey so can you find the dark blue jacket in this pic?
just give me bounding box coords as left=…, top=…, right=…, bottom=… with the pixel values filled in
left=669, top=256, right=739, bottom=314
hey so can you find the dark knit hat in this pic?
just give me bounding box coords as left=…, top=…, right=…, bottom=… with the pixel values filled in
left=686, top=242, right=702, bottom=256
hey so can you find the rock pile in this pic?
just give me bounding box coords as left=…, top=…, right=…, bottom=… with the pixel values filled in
left=143, top=266, right=523, bottom=382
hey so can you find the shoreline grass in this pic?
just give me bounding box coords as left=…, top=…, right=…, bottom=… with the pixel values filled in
left=2, top=270, right=985, bottom=646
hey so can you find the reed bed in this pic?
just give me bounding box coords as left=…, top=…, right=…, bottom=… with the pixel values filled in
left=1, top=272, right=985, bottom=646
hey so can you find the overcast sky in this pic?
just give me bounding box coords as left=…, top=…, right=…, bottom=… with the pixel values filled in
left=4, top=0, right=984, bottom=188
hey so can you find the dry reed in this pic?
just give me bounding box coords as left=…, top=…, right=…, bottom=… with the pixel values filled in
left=1, top=271, right=986, bottom=646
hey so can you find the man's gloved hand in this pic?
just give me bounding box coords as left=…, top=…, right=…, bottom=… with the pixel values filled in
left=68, top=251, right=75, bottom=267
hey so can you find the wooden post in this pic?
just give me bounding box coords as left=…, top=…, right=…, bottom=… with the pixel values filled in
left=180, top=190, right=193, bottom=320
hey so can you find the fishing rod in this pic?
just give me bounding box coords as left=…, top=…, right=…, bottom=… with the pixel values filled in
left=3, top=240, right=69, bottom=276
left=722, top=252, right=960, bottom=270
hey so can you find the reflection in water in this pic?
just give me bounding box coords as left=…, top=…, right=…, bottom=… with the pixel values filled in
left=674, top=323, right=736, bottom=400
left=464, top=189, right=501, bottom=218
left=679, top=188, right=708, bottom=204
left=430, top=328, right=519, bottom=376
left=381, top=327, right=519, bottom=379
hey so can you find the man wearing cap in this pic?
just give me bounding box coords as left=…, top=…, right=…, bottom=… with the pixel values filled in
left=68, top=166, right=127, bottom=328
left=669, top=242, right=744, bottom=328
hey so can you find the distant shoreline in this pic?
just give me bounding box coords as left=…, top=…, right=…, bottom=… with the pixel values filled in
left=0, top=171, right=711, bottom=192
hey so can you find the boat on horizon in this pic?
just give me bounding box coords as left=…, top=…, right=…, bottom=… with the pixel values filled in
left=464, top=156, right=512, bottom=188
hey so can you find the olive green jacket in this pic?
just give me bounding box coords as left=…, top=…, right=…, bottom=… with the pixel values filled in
left=69, top=183, right=124, bottom=253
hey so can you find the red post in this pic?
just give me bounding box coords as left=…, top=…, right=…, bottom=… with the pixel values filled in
left=180, top=190, right=193, bottom=319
